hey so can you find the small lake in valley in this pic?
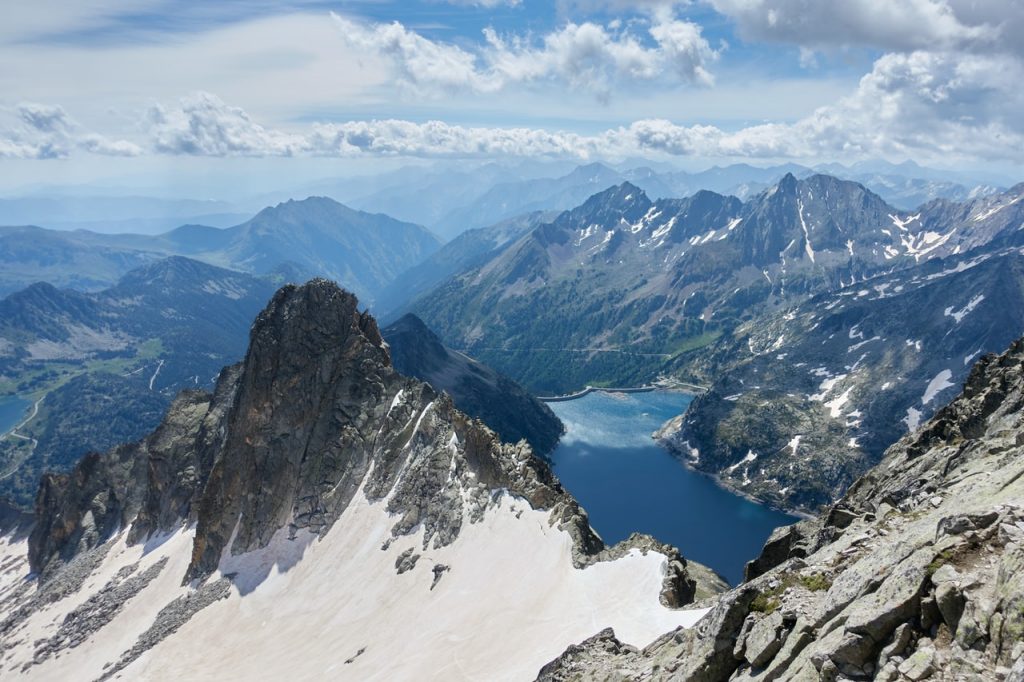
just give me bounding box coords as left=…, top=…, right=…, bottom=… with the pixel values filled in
left=547, top=390, right=799, bottom=585
left=0, top=395, right=30, bottom=436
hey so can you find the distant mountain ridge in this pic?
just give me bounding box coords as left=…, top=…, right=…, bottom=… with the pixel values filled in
left=346, top=160, right=1003, bottom=237
left=375, top=209, right=557, bottom=318
left=0, top=196, right=441, bottom=304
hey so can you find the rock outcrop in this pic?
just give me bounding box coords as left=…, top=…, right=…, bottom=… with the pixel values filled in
left=539, top=337, right=1024, bottom=680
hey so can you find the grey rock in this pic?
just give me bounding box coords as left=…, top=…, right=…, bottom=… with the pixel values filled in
left=31, top=558, right=167, bottom=666
left=96, top=577, right=232, bottom=682
left=877, top=622, right=913, bottom=669
left=430, top=564, right=449, bottom=590
left=743, top=611, right=787, bottom=668
left=898, top=645, right=936, bottom=681
left=536, top=628, right=638, bottom=682
left=934, top=581, right=966, bottom=633
left=395, top=548, right=420, bottom=575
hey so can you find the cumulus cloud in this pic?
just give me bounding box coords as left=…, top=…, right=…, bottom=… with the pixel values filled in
left=308, top=119, right=595, bottom=158
left=135, top=64, right=1024, bottom=164
left=329, top=11, right=718, bottom=98
left=146, top=92, right=306, bottom=156
left=624, top=49, right=1024, bottom=162
left=0, top=101, right=141, bottom=159
left=15, top=55, right=1024, bottom=167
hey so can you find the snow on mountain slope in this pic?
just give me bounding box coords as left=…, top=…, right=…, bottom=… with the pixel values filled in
left=0, top=280, right=715, bottom=681
left=0, top=490, right=708, bottom=681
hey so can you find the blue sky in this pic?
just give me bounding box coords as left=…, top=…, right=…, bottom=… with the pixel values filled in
left=1, top=0, right=1021, bottom=195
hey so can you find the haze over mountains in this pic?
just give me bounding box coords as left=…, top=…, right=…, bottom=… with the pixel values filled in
left=0, top=196, right=440, bottom=303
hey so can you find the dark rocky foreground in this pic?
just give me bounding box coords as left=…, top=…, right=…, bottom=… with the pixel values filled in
left=539, top=338, right=1024, bottom=681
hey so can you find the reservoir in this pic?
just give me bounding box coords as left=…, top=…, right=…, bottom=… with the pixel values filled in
left=0, top=395, right=30, bottom=436
left=547, top=390, right=799, bottom=585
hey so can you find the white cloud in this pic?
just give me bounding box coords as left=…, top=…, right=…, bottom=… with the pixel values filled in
left=625, top=49, right=1024, bottom=162
left=131, top=62, right=1024, bottom=164
left=707, top=0, right=1009, bottom=54
left=308, top=119, right=592, bottom=158
left=329, top=12, right=718, bottom=98
left=147, top=92, right=307, bottom=156
left=0, top=101, right=141, bottom=159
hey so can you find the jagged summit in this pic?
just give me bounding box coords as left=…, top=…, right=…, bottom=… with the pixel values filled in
left=5, top=279, right=716, bottom=680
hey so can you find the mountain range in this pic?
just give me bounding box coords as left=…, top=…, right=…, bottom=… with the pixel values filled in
left=342, top=160, right=1005, bottom=237
left=0, top=196, right=440, bottom=304
left=408, top=173, right=1024, bottom=511
left=2, top=276, right=1023, bottom=682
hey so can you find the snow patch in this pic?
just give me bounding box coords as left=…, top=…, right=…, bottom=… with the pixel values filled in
left=922, top=369, right=954, bottom=405
left=943, top=294, right=985, bottom=324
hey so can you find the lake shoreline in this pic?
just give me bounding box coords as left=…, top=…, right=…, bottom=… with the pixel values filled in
left=0, top=395, right=32, bottom=440
left=677, top=456, right=817, bottom=522
left=539, top=382, right=708, bottom=402
left=546, top=390, right=797, bottom=585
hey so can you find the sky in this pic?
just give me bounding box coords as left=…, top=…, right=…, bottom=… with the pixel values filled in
left=1, top=0, right=1022, bottom=197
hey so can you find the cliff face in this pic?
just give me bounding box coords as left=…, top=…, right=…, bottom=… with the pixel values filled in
left=4, top=279, right=717, bottom=681
left=540, top=339, right=1024, bottom=681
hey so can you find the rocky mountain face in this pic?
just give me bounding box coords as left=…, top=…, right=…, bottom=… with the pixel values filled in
left=0, top=196, right=440, bottom=305
left=0, top=256, right=277, bottom=506
left=539, top=337, right=1024, bottom=681
left=662, top=243, right=1024, bottom=512
left=1, top=280, right=721, bottom=680
left=375, top=210, right=557, bottom=318
left=382, top=313, right=563, bottom=456
left=413, top=174, right=1021, bottom=395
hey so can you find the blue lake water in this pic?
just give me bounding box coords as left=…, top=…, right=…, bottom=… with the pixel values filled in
left=547, top=391, right=799, bottom=585
left=0, top=395, right=30, bottom=435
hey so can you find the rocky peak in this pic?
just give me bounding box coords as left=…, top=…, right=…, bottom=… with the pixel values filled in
left=555, top=182, right=653, bottom=232
left=28, top=279, right=699, bottom=605
left=775, top=171, right=799, bottom=195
